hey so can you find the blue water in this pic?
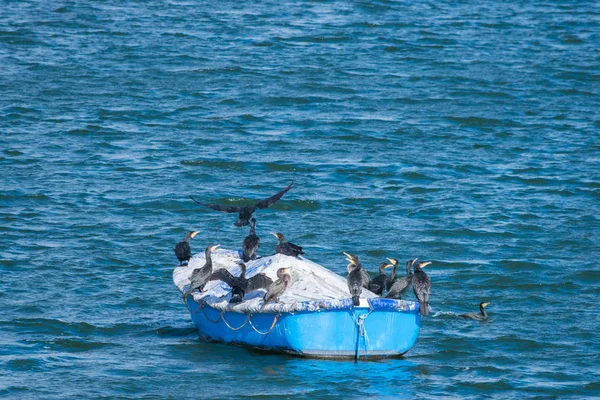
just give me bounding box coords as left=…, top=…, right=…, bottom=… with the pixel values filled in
left=2, top=0, right=599, bottom=398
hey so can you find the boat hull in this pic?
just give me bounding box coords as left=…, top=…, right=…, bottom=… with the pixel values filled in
left=185, top=297, right=421, bottom=359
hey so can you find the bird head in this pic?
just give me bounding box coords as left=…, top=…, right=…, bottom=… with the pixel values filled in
left=480, top=302, right=490, bottom=308
left=208, top=244, right=221, bottom=252
left=343, top=252, right=359, bottom=262
left=270, top=232, right=285, bottom=242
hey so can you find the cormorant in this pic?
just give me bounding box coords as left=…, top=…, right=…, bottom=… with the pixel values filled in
left=343, top=252, right=370, bottom=288
left=174, top=231, right=199, bottom=265
left=262, top=268, right=291, bottom=308
left=242, top=218, right=260, bottom=262
left=386, top=258, right=416, bottom=300
left=208, top=262, right=273, bottom=304
left=182, top=244, right=220, bottom=299
left=190, top=180, right=294, bottom=227
left=368, top=262, right=390, bottom=296
left=344, top=253, right=364, bottom=306
left=412, top=261, right=432, bottom=316
left=459, top=302, right=490, bottom=321
left=271, top=232, right=304, bottom=257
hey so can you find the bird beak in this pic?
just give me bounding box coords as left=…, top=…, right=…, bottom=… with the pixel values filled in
left=386, top=258, right=397, bottom=265
left=191, top=231, right=199, bottom=238
left=482, top=302, right=490, bottom=307
left=270, top=232, right=278, bottom=238
left=384, top=263, right=392, bottom=269
left=411, top=258, right=418, bottom=265
left=421, top=261, right=432, bottom=268
left=210, top=244, right=221, bottom=251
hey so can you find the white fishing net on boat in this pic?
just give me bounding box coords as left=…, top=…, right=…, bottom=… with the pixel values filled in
left=173, top=248, right=378, bottom=313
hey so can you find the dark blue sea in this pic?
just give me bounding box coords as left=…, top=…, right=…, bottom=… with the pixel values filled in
left=2, top=0, right=599, bottom=398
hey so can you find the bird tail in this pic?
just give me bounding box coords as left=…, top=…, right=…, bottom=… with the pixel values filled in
left=420, top=301, right=429, bottom=317
left=352, top=296, right=360, bottom=306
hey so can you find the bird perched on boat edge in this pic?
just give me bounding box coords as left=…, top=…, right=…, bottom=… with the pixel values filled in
left=344, top=252, right=370, bottom=288
left=412, top=261, right=432, bottom=316
left=189, top=180, right=295, bottom=227
left=459, top=302, right=490, bottom=321
left=386, top=258, right=416, bottom=300
left=242, top=218, right=260, bottom=262
left=271, top=232, right=304, bottom=257
left=344, top=252, right=364, bottom=306
left=261, top=268, right=291, bottom=309
left=208, top=262, right=273, bottom=304
left=182, top=244, right=220, bottom=299
left=368, top=262, right=390, bottom=296
left=174, top=231, right=199, bottom=266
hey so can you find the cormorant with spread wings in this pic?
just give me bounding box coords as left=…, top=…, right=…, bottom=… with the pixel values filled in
left=189, top=180, right=295, bottom=227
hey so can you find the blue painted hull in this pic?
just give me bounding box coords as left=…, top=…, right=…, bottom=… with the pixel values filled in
left=185, top=297, right=421, bottom=359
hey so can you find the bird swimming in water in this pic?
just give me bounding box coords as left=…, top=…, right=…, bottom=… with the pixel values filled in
left=344, top=252, right=364, bottom=306
left=261, top=268, right=291, bottom=309
left=242, top=218, right=260, bottom=262
left=208, top=262, right=273, bottom=304
left=459, top=302, right=490, bottom=321
left=174, top=231, right=199, bottom=266
left=344, top=252, right=370, bottom=288
left=368, top=262, right=390, bottom=296
left=412, top=261, right=432, bottom=316
left=271, top=232, right=304, bottom=257
left=182, top=244, right=220, bottom=299
left=189, top=180, right=295, bottom=227
left=386, top=258, right=416, bottom=300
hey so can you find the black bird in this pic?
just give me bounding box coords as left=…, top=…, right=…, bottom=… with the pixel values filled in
left=368, top=262, right=390, bottom=296
left=271, top=232, right=304, bottom=257
left=242, top=218, right=260, bottom=262
left=190, top=180, right=294, bottom=227
left=262, top=268, right=291, bottom=308
left=386, top=258, right=416, bottom=300
left=344, top=252, right=370, bottom=288
left=460, top=302, right=490, bottom=321
left=182, top=244, right=220, bottom=299
left=208, top=262, right=273, bottom=304
left=344, top=253, right=364, bottom=306
left=174, top=231, right=199, bottom=266
left=412, top=261, right=432, bottom=316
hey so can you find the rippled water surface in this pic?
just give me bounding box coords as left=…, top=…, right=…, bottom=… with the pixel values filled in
left=2, top=0, right=600, bottom=398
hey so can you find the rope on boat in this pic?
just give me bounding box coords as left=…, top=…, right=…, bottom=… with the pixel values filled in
left=221, top=312, right=250, bottom=330
left=248, top=314, right=280, bottom=335
left=351, top=300, right=375, bottom=360
left=192, top=301, right=280, bottom=336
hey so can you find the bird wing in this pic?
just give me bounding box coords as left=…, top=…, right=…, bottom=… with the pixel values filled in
left=247, top=274, right=274, bottom=292
left=264, top=280, right=284, bottom=302
left=207, top=269, right=237, bottom=287
left=189, top=196, right=244, bottom=213
left=254, top=180, right=294, bottom=209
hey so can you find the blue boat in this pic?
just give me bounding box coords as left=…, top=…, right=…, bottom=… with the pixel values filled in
left=174, top=250, right=422, bottom=359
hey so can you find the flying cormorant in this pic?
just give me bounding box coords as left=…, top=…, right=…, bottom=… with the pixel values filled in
left=242, top=218, right=260, bottom=262
left=190, top=180, right=294, bottom=227
left=271, top=232, right=304, bottom=257
left=386, top=258, right=416, bottom=300
left=344, top=252, right=370, bottom=288
left=182, top=244, right=220, bottom=299
left=208, top=262, right=273, bottom=304
left=344, top=253, right=364, bottom=306
left=368, top=262, right=390, bottom=296
left=412, top=261, right=432, bottom=316
left=262, top=268, right=291, bottom=308
left=174, top=231, right=199, bottom=265
left=459, top=302, right=490, bottom=321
